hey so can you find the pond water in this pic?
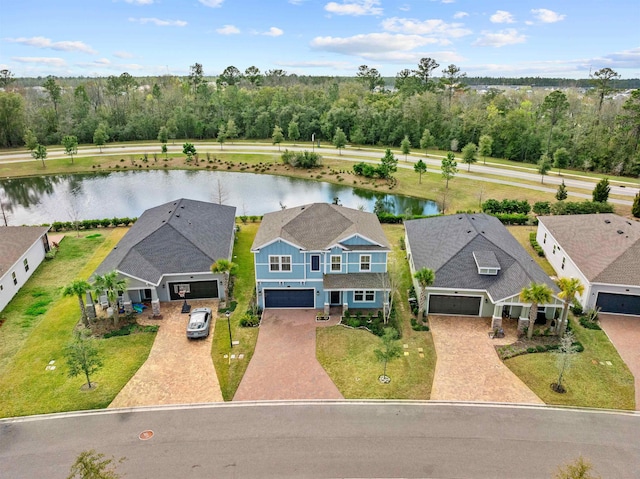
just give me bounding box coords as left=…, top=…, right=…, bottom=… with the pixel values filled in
left=0, top=170, right=439, bottom=225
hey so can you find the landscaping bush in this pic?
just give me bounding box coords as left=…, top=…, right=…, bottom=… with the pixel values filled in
left=240, top=314, right=260, bottom=327
left=533, top=201, right=551, bottom=215
left=281, top=149, right=322, bottom=168
left=529, top=232, right=545, bottom=257
left=579, top=316, right=602, bottom=330
left=410, top=318, right=429, bottom=331
left=492, top=213, right=529, bottom=225
left=550, top=201, right=614, bottom=215
left=482, top=198, right=531, bottom=215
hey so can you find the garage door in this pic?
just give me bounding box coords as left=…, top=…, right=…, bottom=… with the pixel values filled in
left=265, top=289, right=314, bottom=308
left=168, top=281, right=219, bottom=300
left=596, top=293, right=640, bottom=316
left=428, top=295, right=481, bottom=316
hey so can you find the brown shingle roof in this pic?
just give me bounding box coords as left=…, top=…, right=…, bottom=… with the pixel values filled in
left=0, top=226, right=49, bottom=277
left=252, top=203, right=390, bottom=251
left=539, top=214, right=640, bottom=285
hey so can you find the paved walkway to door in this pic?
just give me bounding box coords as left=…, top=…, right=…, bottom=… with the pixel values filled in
left=429, top=316, right=543, bottom=404
left=233, top=309, right=343, bottom=401
left=599, top=314, right=640, bottom=410
left=109, top=300, right=223, bottom=408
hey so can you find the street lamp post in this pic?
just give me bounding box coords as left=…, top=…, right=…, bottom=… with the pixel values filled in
left=225, top=310, right=233, bottom=349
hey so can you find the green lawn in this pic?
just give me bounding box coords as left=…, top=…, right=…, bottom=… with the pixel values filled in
left=505, top=318, right=635, bottom=410
left=211, top=221, right=259, bottom=401
left=506, top=225, right=556, bottom=276
left=316, top=225, right=436, bottom=399
left=0, top=228, right=157, bottom=418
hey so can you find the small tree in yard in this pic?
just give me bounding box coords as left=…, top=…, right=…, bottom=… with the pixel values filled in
left=461, top=142, right=477, bottom=171
left=592, top=177, right=610, bottom=203
left=62, top=135, right=78, bottom=164
left=63, top=280, right=92, bottom=327
left=441, top=151, right=458, bottom=188
left=420, top=128, right=434, bottom=156
left=401, top=135, right=411, bottom=161
left=414, top=159, right=427, bottom=183
left=378, top=148, right=398, bottom=180
left=64, top=335, right=103, bottom=390
left=553, top=147, right=570, bottom=175
left=552, top=331, right=578, bottom=394
left=538, top=154, right=552, bottom=184
left=67, top=450, right=125, bottom=479
left=557, top=277, right=584, bottom=337
left=556, top=180, right=568, bottom=200
left=554, top=456, right=601, bottom=479
left=272, top=125, right=284, bottom=151
left=413, top=267, right=435, bottom=318
left=633, top=191, right=640, bottom=218
left=374, top=327, right=402, bottom=383
left=182, top=142, right=196, bottom=161
left=478, top=134, right=493, bottom=165
left=333, top=127, right=347, bottom=155
left=32, top=143, right=47, bottom=168
left=211, top=258, right=238, bottom=306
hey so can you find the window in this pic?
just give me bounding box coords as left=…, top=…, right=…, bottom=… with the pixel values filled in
left=269, top=255, right=291, bottom=272
left=331, top=255, right=342, bottom=272
left=354, top=290, right=375, bottom=302
left=543, top=233, right=547, bottom=244
left=23, top=258, right=29, bottom=272
left=360, top=255, right=371, bottom=271
left=12, top=272, right=17, bottom=285
left=0, top=284, right=3, bottom=291
left=310, top=255, right=320, bottom=272
left=561, top=257, right=566, bottom=270
left=552, top=245, right=556, bottom=254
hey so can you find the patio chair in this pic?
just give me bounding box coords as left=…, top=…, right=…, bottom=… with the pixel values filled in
left=99, top=295, right=109, bottom=310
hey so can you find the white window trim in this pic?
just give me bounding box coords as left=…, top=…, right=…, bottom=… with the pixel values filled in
left=330, top=255, right=342, bottom=272
left=359, top=254, right=371, bottom=272
left=269, top=255, right=292, bottom=272
left=354, top=290, right=375, bottom=302
left=310, top=254, right=320, bottom=272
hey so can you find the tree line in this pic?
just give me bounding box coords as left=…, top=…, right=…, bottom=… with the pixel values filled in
left=0, top=61, right=638, bottom=177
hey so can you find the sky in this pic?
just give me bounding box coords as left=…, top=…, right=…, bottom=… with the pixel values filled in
left=1, top=0, right=639, bottom=79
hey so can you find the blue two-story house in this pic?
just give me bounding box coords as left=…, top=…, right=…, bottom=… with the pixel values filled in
left=252, top=203, right=391, bottom=313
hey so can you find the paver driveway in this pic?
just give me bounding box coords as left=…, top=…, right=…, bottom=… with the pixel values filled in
left=429, top=316, right=543, bottom=404
left=599, top=314, right=640, bottom=410
left=109, top=300, right=223, bottom=408
left=233, top=309, right=343, bottom=401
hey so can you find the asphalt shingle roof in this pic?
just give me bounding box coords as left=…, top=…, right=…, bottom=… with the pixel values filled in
left=252, top=203, right=390, bottom=251
left=94, top=199, right=236, bottom=284
left=538, top=214, right=640, bottom=286
left=0, top=226, right=49, bottom=277
left=323, top=272, right=389, bottom=290
left=405, top=213, right=558, bottom=302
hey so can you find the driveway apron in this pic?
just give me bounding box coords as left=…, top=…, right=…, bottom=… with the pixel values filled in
left=429, top=316, right=543, bottom=404
left=599, top=314, right=640, bottom=410
left=233, top=309, right=343, bottom=401
left=109, top=300, right=223, bottom=408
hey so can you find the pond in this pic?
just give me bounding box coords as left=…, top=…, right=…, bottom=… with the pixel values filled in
left=0, top=170, right=439, bottom=225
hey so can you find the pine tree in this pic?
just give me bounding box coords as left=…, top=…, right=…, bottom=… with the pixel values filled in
left=592, top=177, right=610, bottom=203
left=556, top=180, right=568, bottom=200
left=632, top=191, right=640, bottom=218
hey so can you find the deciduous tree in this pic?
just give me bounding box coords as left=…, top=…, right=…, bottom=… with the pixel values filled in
left=217, top=124, right=227, bottom=150
left=478, top=134, right=493, bottom=165
left=272, top=125, right=284, bottom=151
left=414, top=159, right=427, bottom=183
left=182, top=142, right=196, bottom=160
left=538, top=153, right=552, bottom=183
left=67, top=450, right=125, bottom=479
left=553, top=147, right=570, bottom=175
left=541, top=90, right=569, bottom=152
left=226, top=119, right=238, bottom=143
left=32, top=143, right=47, bottom=168
left=401, top=135, right=411, bottom=161
left=633, top=191, right=640, bottom=218
left=461, top=142, right=478, bottom=171
left=287, top=120, right=300, bottom=145
left=93, top=123, right=108, bottom=153
left=332, top=127, right=347, bottom=155
left=62, top=135, right=79, bottom=164
left=374, top=327, right=402, bottom=382
left=64, top=335, right=103, bottom=390
left=420, top=128, right=434, bottom=156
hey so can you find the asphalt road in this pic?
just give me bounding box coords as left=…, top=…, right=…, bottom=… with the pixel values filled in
left=1, top=401, right=638, bottom=478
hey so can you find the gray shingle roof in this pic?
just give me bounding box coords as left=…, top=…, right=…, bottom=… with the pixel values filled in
left=252, top=203, right=390, bottom=251
left=405, top=213, right=558, bottom=301
left=323, top=273, right=389, bottom=290
left=94, top=199, right=236, bottom=284
left=0, top=226, right=49, bottom=277
left=473, top=251, right=500, bottom=269
left=538, top=214, right=640, bottom=286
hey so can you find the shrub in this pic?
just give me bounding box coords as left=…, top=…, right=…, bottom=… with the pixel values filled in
left=492, top=213, right=529, bottom=225
left=533, top=201, right=551, bottom=215
left=482, top=198, right=531, bottom=215
left=240, top=314, right=260, bottom=327
left=410, top=318, right=430, bottom=331
left=529, top=232, right=545, bottom=257
left=550, top=201, right=614, bottom=215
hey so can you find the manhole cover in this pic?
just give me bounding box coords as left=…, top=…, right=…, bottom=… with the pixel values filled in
left=139, top=430, right=154, bottom=440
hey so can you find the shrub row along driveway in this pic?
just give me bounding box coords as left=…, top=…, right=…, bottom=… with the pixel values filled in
left=109, top=300, right=223, bottom=408
left=234, top=310, right=343, bottom=401
left=429, top=316, right=543, bottom=404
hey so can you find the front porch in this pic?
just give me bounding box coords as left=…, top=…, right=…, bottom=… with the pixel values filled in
left=322, top=272, right=390, bottom=316
left=490, top=293, right=563, bottom=332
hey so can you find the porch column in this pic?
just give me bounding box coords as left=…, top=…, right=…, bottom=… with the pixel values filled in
left=491, top=304, right=502, bottom=330
left=517, top=306, right=531, bottom=332
left=85, top=292, right=96, bottom=320
left=123, top=291, right=133, bottom=314
left=151, top=287, right=161, bottom=316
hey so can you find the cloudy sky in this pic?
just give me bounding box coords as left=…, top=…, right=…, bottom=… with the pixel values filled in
left=1, top=0, right=638, bottom=79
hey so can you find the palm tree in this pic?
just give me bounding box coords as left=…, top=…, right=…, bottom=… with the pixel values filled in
left=93, top=271, right=128, bottom=328
left=520, top=283, right=554, bottom=339
left=211, top=258, right=238, bottom=306
left=557, top=277, right=584, bottom=337
left=414, top=267, right=435, bottom=318
left=62, top=279, right=91, bottom=327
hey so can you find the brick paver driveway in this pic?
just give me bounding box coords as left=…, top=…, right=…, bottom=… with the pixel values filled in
left=429, top=316, right=543, bottom=404
left=109, top=300, right=223, bottom=408
left=599, top=314, right=640, bottom=410
left=233, top=309, right=343, bottom=401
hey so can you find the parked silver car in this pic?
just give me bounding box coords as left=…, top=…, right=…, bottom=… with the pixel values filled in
left=186, top=307, right=212, bottom=339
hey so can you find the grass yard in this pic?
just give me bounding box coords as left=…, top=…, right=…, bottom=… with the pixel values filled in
left=0, top=228, right=157, bottom=418
left=506, top=225, right=556, bottom=276
left=316, top=224, right=436, bottom=399
left=505, top=318, right=635, bottom=410
left=212, top=221, right=260, bottom=401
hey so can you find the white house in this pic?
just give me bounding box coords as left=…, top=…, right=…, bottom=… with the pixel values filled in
left=537, top=214, right=640, bottom=316
left=0, top=226, right=51, bottom=312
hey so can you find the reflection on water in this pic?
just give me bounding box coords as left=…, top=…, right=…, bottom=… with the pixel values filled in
left=0, top=170, right=439, bottom=225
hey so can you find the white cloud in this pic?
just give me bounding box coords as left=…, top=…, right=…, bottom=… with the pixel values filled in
left=12, top=57, right=67, bottom=67
left=76, top=59, right=144, bottom=70
left=399, top=4, right=410, bottom=11
left=311, top=33, right=439, bottom=57
left=198, top=0, right=224, bottom=7
left=324, top=0, right=383, bottom=17
left=591, top=47, right=640, bottom=69
left=453, top=11, right=468, bottom=19
left=129, top=17, right=187, bottom=27
left=278, top=60, right=353, bottom=70
left=382, top=17, right=472, bottom=39
left=288, top=0, right=306, bottom=4
left=490, top=10, right=515, bottom=24
left=530, top=9, right=566, bottom=23
left=473, top=29, right=526, bottom=47
left=114, top=51, right=134, bottom=59
left=217, top=24, right=240, bottom=35
left=6, top=36, right=96, bottom=54
left=263, top=27, right=284, bottom=37
left=441, top=0, right=455, bottom=3
left=124, top=0, right=154, bottom=5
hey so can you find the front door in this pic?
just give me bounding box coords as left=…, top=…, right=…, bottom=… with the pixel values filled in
left=330, top=291, right=341, bottom=305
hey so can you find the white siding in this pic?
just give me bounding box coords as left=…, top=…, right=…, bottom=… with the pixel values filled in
left=0, top=237, right=47, bottom=312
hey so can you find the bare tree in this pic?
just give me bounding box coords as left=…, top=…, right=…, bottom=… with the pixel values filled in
left=378, top=264, right=400, bottom=324
left=213, top=178, right=229, bottom=205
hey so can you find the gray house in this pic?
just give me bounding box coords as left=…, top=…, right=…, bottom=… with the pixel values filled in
left=405, top=213, right=562, bottom=329
left=94, top=198, right=236, bottom=315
